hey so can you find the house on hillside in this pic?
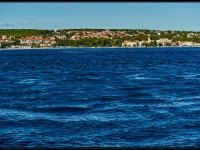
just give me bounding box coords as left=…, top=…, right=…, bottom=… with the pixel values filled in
left=19, top=37, right=43, bottom=45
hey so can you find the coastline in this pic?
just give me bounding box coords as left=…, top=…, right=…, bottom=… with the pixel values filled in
left=1, top=46, right=200, bottom=51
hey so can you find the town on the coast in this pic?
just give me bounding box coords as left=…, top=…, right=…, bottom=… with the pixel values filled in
left=1, top=29, right=200, bottom=49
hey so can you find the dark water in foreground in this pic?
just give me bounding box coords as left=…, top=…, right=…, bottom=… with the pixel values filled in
left=0, top=47, right=200, bottom=148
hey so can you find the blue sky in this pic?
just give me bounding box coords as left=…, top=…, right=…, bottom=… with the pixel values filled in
left=1, top=2, right=200, bottom=31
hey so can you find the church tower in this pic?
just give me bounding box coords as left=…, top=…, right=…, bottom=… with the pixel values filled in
left=148, top=36, right=151, bottom=43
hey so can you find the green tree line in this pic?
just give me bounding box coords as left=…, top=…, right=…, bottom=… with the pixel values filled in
left=0, top=29, right=54, bottom=38
left=55, top=38, right=122, bottom=47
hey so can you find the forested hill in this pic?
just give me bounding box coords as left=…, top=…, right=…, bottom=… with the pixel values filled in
left=0, top=29, right=53, bottom=38
left=1, top=29, right=200, bottom=48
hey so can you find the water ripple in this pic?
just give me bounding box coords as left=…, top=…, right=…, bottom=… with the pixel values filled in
left=1, top=48, right=200, bottom=147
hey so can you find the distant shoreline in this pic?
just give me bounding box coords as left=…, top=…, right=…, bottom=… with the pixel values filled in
left=1, top=46, right=200, bottom=51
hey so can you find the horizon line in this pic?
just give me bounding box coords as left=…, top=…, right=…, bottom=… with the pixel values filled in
left=0, top=28, right=200, bottom=32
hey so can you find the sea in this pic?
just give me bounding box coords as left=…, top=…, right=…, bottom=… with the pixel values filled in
left=0, top=47, right=200, bottom=148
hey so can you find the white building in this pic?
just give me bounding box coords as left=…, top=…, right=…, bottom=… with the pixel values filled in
left=156, top=38, right=172, bottom=46
left=11, top=45, right=32, bottom=49
left=122, top=41, right=138, bottom=47
left=20, top=37, right=43, bottom=45
left=2, top=36, right=7, bottom=40
left=181, top=41, right=194, bottom=46
left=57, top=35, right=66, bottom=40
left=40, top=43, right=52, bottom=47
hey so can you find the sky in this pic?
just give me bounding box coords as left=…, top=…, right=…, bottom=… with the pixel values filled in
left=1, top=2, right=200, bottom=31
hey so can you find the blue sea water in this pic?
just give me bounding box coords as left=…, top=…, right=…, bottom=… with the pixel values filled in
left=0, top=47, right=200, bottom=148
